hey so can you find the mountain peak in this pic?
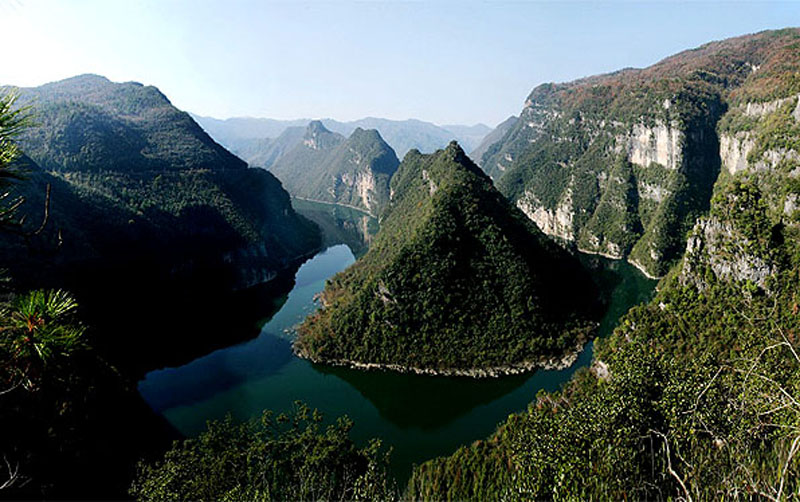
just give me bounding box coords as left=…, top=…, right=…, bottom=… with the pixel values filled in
left=295, top=138, right=598, bottom=372
left=306, top=120, right=330, bottom=135
left=302, top=120, right=342, bottom=150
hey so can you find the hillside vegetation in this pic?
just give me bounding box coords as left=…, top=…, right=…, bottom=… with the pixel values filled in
left=488, top=28, right=800, bottom=277
left=408, top=28, right=800, bottom=500
left=295, top=142, right=599, bottom=373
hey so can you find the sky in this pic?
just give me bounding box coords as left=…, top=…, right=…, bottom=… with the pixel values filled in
left=2, top=1, right=800, bottom=127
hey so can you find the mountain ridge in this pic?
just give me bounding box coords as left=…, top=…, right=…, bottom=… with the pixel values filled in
left=191, top=113, right=490, bottom=166
left=269, top=122, right=399, bottom=216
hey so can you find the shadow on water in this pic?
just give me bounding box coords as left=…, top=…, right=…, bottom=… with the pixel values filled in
left=138, top=335, right=295, bottom=411
left=314, top=364, right=530, bottom=430
left=138, top=211, right=658, bottom=487
left=292, top=198, right=378, bottom=258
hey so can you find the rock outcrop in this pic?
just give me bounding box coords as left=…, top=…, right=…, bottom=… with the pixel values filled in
left=485, top=30, right=800, bottom=277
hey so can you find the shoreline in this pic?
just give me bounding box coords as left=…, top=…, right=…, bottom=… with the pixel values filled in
left=292, top=196, right=376, bottom=217
left=576, top=246, right=624, bottom=260
left=575, top=245, right=662, bottom=280
left=625, top=256, right=662, bottom=280
left=293, top=331, right=593, bottom=379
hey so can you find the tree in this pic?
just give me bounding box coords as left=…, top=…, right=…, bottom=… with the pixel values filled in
left=130, top=402, right=396, bottom=501
left=0, top=90, right=30, bottom=228
left=0, top=289, right=85, bottom=393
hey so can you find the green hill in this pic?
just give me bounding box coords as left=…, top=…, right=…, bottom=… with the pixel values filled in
left=269, top=122, right=399, bottom=216
left=2, top=75, right=321, bottom=371
left=295, top=142, right=598, bottom=374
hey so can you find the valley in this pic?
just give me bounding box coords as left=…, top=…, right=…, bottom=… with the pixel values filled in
left=3, top=20, right=800, bottom=501
left=138, top=228, right=655, bottom=486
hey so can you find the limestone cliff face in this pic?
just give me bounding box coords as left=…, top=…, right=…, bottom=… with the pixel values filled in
left=677, top=91, right=800, bottom=291
left=516, top=184, right=575, bottom=242
left=494, top=94, right=719, bottom=278
left=719, top=94, right=800, bottom=178
left=717, top=94, right=800, bottom=219
left=335, top=162, right=380, bottom=213
left=719, top=133, right=756, bottom=175
left=680, top=216, right=775, bottom=290
left=479, top=30, right=800, bottom=280
left=621, top=120, right=683, bottom=171
left=271, top=125, right=399, bottom=216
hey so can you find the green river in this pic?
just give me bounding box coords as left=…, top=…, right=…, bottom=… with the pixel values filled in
left=138, top=205, right=656, bottom=485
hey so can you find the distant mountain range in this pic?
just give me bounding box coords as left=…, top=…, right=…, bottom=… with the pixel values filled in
left=191, top=113, right=492, bottom=167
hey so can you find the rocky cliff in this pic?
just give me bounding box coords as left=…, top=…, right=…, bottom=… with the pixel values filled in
left=487, top=29, right=800, bottom=278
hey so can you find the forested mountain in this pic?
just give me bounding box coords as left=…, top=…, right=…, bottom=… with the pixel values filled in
left=7, top=74, right=319, bottom=283
left=0, top=75, right=324, bottom=497
left=2, top=74, right=321, bottom=371
left=6, top=24, right=800, bottom=502
left=407, top=28, right=800, bottom=499
left=295, top=142, right=598, bottom=373
left=470, top=115, right=518, bottom=167
left=482, top=28, right=800, bottom=278
left=191, top=113, right=491, bottom=166
left=269, top=122, right=400, bottom=216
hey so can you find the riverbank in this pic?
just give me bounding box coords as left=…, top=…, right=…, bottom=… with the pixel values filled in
left=293, top=329, right=595, bottom=378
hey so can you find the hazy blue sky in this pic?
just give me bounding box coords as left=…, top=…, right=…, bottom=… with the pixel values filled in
left=2, top=0, right=800, bottom=126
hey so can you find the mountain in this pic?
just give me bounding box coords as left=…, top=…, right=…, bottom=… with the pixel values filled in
left=191, top=114, right=491, bottom=165
left=470, top=115, right=518, bottom=167
left=295, top=142, right=598, bottom=374
left=3, top=74, right=321, bottom=369
left=269, top=122, right=400, bottom=216
left=408, top=28, right=800, bottom=500
left=334, top=118, right=490, bottom=156
left=233, top=126, right=306, bottom=169
left=188, top=114, right=309, bottom=143
left=479, top=29, right=800, bottom=277
left=441, top=123, right=492, bottom=151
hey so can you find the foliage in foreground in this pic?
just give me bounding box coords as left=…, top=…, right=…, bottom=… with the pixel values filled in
left=130, top=402, right=396, bottom=502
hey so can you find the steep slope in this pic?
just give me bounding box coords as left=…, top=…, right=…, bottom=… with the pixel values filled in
left=2, top=75, right=321, bottom=370
left=295, top=142, right=598, bottom=374
left=9, top=74, right=319, bottom=279
left=486, top=28, right=800, bottom=277
left=407, top=29, right=800, bottom=501
left=470, top=115, right=518, bottom=167
left=269, top=123, right=399, bottom=216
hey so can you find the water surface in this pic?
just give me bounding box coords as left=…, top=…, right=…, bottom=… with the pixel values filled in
left=139, top=244, right=655, bottom=484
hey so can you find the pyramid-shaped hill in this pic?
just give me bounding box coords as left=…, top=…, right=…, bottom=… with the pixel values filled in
left=296, top=142, right=600, bottom=375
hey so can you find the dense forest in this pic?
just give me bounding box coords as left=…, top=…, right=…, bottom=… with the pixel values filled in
left=295, top=142, right=599, bottom=373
